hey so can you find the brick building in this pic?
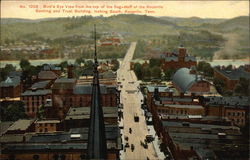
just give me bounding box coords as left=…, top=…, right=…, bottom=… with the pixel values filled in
left=214, top=66, right=250, bottom=90
left=0, top=76, right=22, bottom=98
left=0, top=126, right=121, bottom=160
left=35, top=120, right=61, bottom=133
left=204, top=96, right=249, bottom=127
left=161, top=46, right=197, bottom=71
left=21, top=80, right=53, bottom=118
left=65, top=107, right=118, bottom=131
left=50, top=78, right=118, bottom=119
left=158, top=120, right=248, bottom=160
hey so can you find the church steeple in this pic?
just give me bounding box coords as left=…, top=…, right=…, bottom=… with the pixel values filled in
left=87, top=25, right=107, bottom=159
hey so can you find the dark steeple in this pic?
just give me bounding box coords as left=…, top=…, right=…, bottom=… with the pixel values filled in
left=87, top=25, right=107, bottom=159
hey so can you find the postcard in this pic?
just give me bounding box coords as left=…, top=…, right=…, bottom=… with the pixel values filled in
left=0, top=1, right=249, bottom=160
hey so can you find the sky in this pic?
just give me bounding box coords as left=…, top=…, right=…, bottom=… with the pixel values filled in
left=1, top=1, right=249, bottom=19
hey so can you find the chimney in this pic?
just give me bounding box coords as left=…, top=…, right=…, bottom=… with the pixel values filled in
left=153, top=87, right=160, bottom=101
left=67, top=64, right=74, bottom=78
left=178, top=46, right=186, bottom=57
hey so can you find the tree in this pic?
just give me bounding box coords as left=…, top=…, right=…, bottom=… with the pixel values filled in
left=0, top=64, right=16, bottom=81
left=0, top=102, right=26, bottom=121
left=20, top=59, right=31, bottom=70
left=213, top=78, right=225, bottom=94
left=150, top=66, right=161, bottom=79
left=234, top=78, right=250, bottom=96
left=111, top=59, right=120, bottom=71
left=149, top=58, right=161, bottom=68
left=37, top=105, right=45, bottom=120
left=84, top=60, right=94, bottom=69
left=197, top=61, right=213, bottom=77
left=164, top=68, right=176, bottom=80
left=59, top=61, right=68, bottom=70
left=134, top=63, right=143, bottom=80
left=142, top=66, right=151, bottom=80
left=75, top=57, right=85, bottom=66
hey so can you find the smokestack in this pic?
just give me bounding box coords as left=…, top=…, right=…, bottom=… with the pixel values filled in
left=67, top=64, right=74, bottom=78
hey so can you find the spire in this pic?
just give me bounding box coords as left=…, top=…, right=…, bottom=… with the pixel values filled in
left=87, top=25, right=107, bottom=159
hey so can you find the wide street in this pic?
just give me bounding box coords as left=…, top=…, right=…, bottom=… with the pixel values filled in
left=118, top=42, right=158, bottom=160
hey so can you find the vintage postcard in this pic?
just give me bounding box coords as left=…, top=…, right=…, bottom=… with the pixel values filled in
left=0, top=1, right=249, bottom=160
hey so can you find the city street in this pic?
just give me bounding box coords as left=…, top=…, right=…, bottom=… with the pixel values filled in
left=118, top=42, right=159, bottom=160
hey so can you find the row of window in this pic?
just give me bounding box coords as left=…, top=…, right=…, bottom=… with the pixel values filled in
left=231, top=118, right=244, bottom=123
left=37, top=123, right=54, bottom=127
left=227, top=112, right=244, bottom=117
left=23, top=95, right=50, bottom=100
left=158, top=109, right=188, bottom=115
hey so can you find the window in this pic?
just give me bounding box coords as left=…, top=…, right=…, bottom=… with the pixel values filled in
left=228, top=112, right=231, bottom=116
left=181, top=110, right=183, bottom=115
left=232, top=112, right=235, bottom=116
left=237, top=112, right=240, bottom=116
left=39, top=129, right=43, bottom=132
left=50, top=124, right=54, bottom=127
left=32, top=107, right=35, bottom=112
left=45, top=123, right=47, bottom=127
left=185, top=110, right=187, bottom=115
left=237, top=119, right=239, bottom=122
left=45, top=128, right=48, bottom=132
left=242, top=112, right=244, bottom=116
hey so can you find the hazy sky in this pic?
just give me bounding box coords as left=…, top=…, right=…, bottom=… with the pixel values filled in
left=1, top=1, right=249, bottom=19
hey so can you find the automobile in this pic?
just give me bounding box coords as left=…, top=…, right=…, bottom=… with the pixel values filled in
left=146, top=135, right=154, bottom=142
left=134, top=113, right=139, bottom=122
left=125, top=143, right=130, bottom=148
left=131, top=144, right=135, bottom=152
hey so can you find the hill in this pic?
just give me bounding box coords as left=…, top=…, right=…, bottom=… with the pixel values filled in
left=1, top=14, right=249, bottom=60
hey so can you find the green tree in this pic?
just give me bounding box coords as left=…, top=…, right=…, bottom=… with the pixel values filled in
left=149, top=58, right=161, bottom=68
left=59, top=61, right=68, bottom=70
left=37, top=105, right=45, bottom=120
left=20, top=59, right=31, bottom=70
left=213, top=78, right=225, bottom=94
left=0, top=64, right=16, bottom=81
left=234, top=78, right=250, bottom=96
left=85, top=60, right=94, bottom=69
left=134, top=63, right=143, bottom=80
left=150, top=66, right=161, bottom=79
left=164, top=68, right=176, bottom=80
left=75, top=57, right=85, bottom=66
left=142, top=65, right=151, bottom=80
left=111, top=59, right=120, bottom=72
left=197, top=61, right=213, bottom=77
left=0, top=102, right=26, bottom=121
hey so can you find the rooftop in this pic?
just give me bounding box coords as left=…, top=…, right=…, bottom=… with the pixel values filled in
left=205, top=96, right=250, bottom=108
left=155, top=103, right=203, bottom=109
left=65, top=107, right=118, bottom=120
left=21, top=89, right=52, bottom=96
left=146, top=85, right=172, bottom=93
left=172, top=68, right=208, bottom=93
left=215, top=67, right=250, bottom=80
left=38, top=71, right=58, bottom=80
left=30, top=80, right=50, bottom=90
left=7, top=119, right=34, bottom=131
left=73, top=84, right=116, bottom=95
left=0, top=76, right=20, bottom=87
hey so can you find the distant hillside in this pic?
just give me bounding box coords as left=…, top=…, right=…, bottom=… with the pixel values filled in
left=160, top=16, right=225, bottom=26
left=1, top=14, right=249, bottom=60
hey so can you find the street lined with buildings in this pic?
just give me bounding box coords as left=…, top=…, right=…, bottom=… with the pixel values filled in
left=118, top=42, right=160, bottom=160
